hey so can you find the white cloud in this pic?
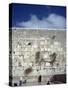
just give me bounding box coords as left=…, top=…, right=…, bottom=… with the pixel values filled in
left=17, top=14, right=66, bottom=29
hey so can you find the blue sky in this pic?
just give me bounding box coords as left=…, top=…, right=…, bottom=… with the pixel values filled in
left=11, top=3, right=66, bottom=29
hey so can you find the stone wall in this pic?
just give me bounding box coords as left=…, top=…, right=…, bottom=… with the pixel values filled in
left=9, top=29, right=66, bottom=86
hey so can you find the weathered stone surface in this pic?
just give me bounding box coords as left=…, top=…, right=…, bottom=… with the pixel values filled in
left=10, top=28, right=66, bottom=86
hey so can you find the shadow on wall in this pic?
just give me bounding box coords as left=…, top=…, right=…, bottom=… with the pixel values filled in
left=50, top=74, right=66, bottom=84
